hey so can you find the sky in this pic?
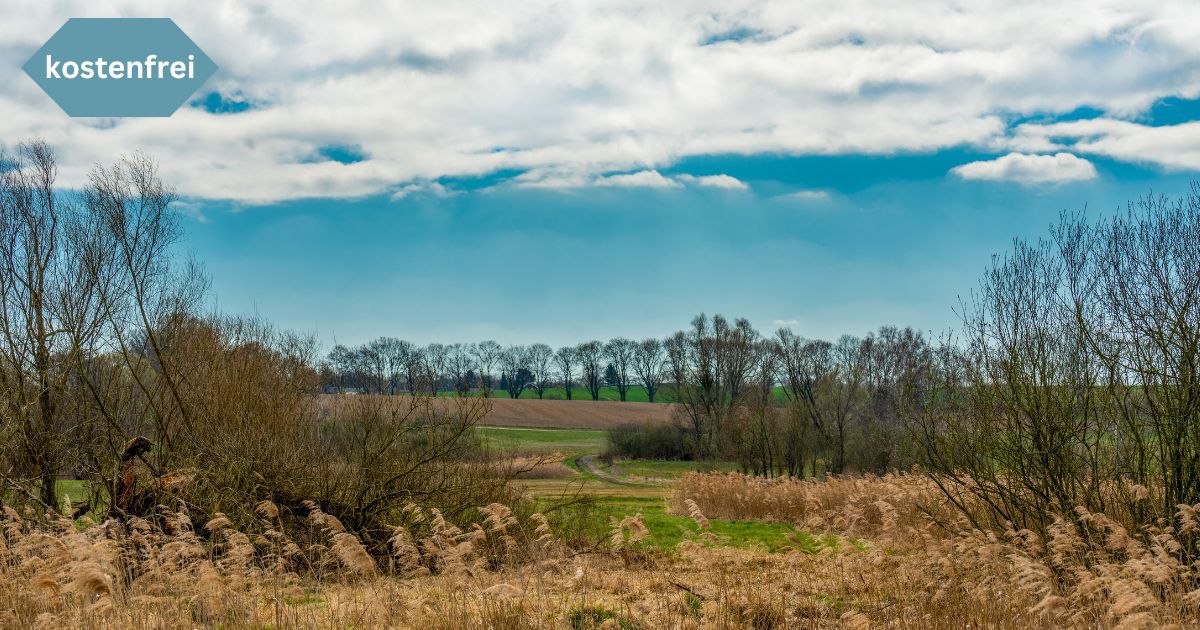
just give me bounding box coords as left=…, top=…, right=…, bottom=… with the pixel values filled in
left=3, top=1, right=1200, bottom=348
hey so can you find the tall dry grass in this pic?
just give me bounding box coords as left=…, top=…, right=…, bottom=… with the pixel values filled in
left=674, top=472, right=1200, bottom=628
left=6, top=472, right=1200, bottom=628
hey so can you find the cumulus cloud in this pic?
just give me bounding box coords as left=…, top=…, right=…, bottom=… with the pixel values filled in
left=1008, top=119, right=1200, bottom=170
left=3, top=2, right=1199, bottom=202
left=950, top=152, right=1098, bottom=184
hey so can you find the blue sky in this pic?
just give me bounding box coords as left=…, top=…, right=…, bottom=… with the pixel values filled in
left=5, top=2, right=1200, bottom=348
left=185, top=148, right=1197, bottom=347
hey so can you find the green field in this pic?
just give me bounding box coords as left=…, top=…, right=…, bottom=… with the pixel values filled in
left=604, top=459, right=739, bottom=480
left=548, top=495, right=823, bottom=552
left=479, top=426, right=740, bottom=481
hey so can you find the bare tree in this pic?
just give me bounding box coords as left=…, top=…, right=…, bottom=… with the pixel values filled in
left=326, top=344, right=358, bottom=391
left=554, top=345, right=577, bottom=400
left=359, top=340, right=387, bottom=394
left=603, top=338, right=637, bottom=401
left=669, top=314, right=761, bottom=459
left=498, top=345, right=532, bottom=399
left=577, top=341, right=604, bottom=401
left=0, top=140, right=105, bottom=506
left=446, top=343, right=474, bottom=396
left=633, top=338, right=665, bottom=402
left=471, top=340, right=501, bottom=396
left=398, top=342, right=424, bottom=394
left=367, top=337, right=413, bottom=394
left=827, top=335, right=866, bottom=473
left=80, top=149, right=207, bottom=476
left=528, top=343, right=554, bottom=399
left=423, top=343, right=449, bottom=395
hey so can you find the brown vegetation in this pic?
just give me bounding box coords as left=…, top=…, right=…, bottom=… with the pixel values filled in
left=8, top=472, right=1200, bottom=628
left=320, top=395, right=673, bottom=430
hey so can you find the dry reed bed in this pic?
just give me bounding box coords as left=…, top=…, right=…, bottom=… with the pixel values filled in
left=673, top=472, right=1200, bottom=629
left=4, top=473, right=1200, bottom=628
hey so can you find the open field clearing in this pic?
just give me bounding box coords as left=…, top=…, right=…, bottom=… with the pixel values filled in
left=602, top=459, right=738, bottom=482
left=478, top=426, right=608, bottom=455
left=478, top=425, right=738, bottom=491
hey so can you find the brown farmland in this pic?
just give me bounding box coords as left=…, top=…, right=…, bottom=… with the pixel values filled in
left=473, top=396, right=673, bottom=429
left=319, top=394, right=673, bottom=429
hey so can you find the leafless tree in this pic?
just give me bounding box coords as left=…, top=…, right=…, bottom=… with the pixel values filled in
left=604, top=337, right=637, bottom=401
left=471, top=340, right=501, bottom=396
left=0, top=140, right=109, bottom=506
left=577, top=341, right=604, bottom=401
left=498, top=345, right=531, bottom=399
left=359, top=340, right=387, bottom=394
left=367, top=337, right=413, bottom=394
left=633, top=338, right=665, bottom=402
left=527, top=343, right=554, bottom=399
left=554, top=345, right=577, bottom=400
left=446, top=343, right=474, bottom=396
left=669, top=314, right=761, bottom=458
left=423, top=343, right=449, bottom=394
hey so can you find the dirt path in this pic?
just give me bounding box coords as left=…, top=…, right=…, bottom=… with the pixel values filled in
left=575, top=454, right=655, bottom=486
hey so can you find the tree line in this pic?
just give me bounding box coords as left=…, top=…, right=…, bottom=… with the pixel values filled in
left=322, top=337, right=673, bottom=402
left=323, top=319, right=932, bottom=478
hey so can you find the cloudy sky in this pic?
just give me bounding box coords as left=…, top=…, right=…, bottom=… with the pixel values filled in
left=4, top=1, right=1200, bottom=346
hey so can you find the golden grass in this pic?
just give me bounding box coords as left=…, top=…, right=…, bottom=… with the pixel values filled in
left=4, top=474, right=1200, bottom=628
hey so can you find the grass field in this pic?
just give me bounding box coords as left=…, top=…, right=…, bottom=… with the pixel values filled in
left=549, top=495, right=817, bottom=552
left=604, top=459, right=739, bottom=480
left=479, top=425, right=741, bottom=510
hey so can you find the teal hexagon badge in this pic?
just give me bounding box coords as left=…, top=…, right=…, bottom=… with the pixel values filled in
left=22, top=18, right=218, bottom=117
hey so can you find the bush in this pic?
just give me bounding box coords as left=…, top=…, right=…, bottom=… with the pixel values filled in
left=605, top=422, right=690, bottom=460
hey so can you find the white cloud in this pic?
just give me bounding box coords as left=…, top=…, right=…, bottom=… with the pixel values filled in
left=950, top=152, right=1098, bottom=184
left=595, top=170, right=682, bottom=188
left=676, top=173, right=748, bottom=189
left=2, top=2, right=1199, bottom=202
left=1008, top=119, right=1200, bottom=170
left=514, top=169, right=744, bottom=189
left=390, top=181, right=460, bottom=200
left=773, top=319, right=800, bottom=326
